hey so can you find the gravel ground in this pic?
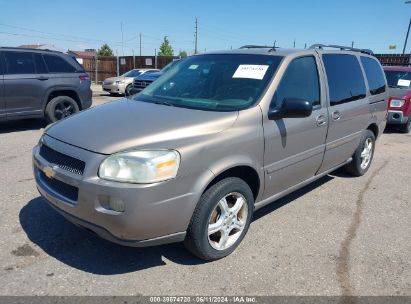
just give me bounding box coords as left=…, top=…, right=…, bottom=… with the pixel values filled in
left=0, top=89, right=410, bottom=296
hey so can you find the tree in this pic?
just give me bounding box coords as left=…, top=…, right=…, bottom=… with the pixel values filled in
left=97, top=44, right=114, bottom=57
left=158, top=36, right=174, bottom=56
left=178, top=50, right=188, bottom=58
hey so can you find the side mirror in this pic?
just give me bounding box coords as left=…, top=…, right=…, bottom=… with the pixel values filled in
left=268, top=98, right=313, bottom=120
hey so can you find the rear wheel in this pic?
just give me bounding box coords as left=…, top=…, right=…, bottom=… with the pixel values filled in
left=344, top=129, right=375, bottom=176
left=45, top=96, right=79, bottom=123
left=399, top=118, right=411, bottom=133
left=184, top=177, right=254, bottom=261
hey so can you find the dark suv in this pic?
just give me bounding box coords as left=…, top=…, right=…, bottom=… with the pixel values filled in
left=0, top=47, right=92, bottom=123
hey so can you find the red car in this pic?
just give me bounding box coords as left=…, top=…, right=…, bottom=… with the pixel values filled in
left=383, top=66, right=411, bottom=133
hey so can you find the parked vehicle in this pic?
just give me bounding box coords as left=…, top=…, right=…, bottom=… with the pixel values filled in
left=383, top=66, right=411, bottom=133
left=102, top=69, right=159, bottom=96
left=33, top=45, right=387, bottom=261
left=0, top=47, right=92, bottom=123
left=129, top=59, right=181, bottom=94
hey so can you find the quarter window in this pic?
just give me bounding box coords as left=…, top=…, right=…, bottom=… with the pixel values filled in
left=43, top=54, right=77, bottom=73
left=273, top=56, right=320, bottom=107
left=360, top=57, right=386, bottom=95
left=322, top=54, right=366, bottom=105
left=4, top=51, right=36, bottom=74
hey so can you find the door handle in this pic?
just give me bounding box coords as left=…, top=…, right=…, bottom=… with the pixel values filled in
left=37, top=76, right=49, bottom=81
left=316, top=114, right=327, bottom=126
left=332, top=110, right=341, bottom=121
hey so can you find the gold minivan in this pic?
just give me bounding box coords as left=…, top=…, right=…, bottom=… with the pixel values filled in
left=33, top=45, right=388, bottom=260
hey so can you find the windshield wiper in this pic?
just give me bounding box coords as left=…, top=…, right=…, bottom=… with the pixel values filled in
left=153, top=101, right=174, bottom=107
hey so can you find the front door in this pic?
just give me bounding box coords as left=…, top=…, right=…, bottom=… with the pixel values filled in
left=263, top=55, right=328, bottom=199
left=0, top=52, right=5, bottom=121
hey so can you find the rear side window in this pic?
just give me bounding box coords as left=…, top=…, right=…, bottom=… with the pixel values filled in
left=34, top=53, right=48, bottom=74
left=4, top=51, right=36, bottom=74
left=360, top=57, right=386, bottom=95
left=43, top=54, right=77, bottom=73
left=273, top=56, right=320, bottom=107
left=322, top=54, right=366, bottom=105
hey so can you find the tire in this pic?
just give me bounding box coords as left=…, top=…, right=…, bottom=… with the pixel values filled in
left=184, top=177, right=254, bottom=261
left=344, top=130, right=376, bottom=177
left=125, top=84, right=132, bottom=96
left=45, top=96, right=79, bottom=123
left=399, top=118, right=411, bottom=134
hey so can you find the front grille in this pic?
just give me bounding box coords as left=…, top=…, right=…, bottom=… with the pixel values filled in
left=39, top=171, right=79, bottom=202
left=39, top=144, right=85, bottom=175
left=104, top=80, right=113, bottom=85
left=133, top=80, right=153, bottom=89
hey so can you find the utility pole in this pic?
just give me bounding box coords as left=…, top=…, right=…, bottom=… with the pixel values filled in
left=351, top=41, right=354, bottom=48
left=154, top=48, right=157, bottom=69
left=404, top=1, right=411, bottom=54
left=403, top=18, right=411, bottom=54
left=132, top=49, right=135, bottom=69
left=293, top=39, right=295, bottom=48
left=139, top=33, right=142, bottom=57
left=95, top=54, right=98, bottom=84
left=194, top=18, right=198, bottom=54
left=120, top=22, right=124, bottom=56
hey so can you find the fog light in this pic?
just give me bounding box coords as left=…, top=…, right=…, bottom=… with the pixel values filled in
left=109, top=197, right=125, bottom=212
left=98, top=195, right=125, bottom=213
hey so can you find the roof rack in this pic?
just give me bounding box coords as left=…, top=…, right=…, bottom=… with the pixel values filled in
left=239, top=43, right=280, bottom=52
left=0, top=46, right=62, bottom=53
left=309, top=44, right=374, bottom=55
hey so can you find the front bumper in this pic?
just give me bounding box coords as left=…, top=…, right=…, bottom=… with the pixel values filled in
left=32, top=135, right=208, bottom=246
left=102, top=83, right=126, bottom=94
left=387, top=110, right=409, bottom=125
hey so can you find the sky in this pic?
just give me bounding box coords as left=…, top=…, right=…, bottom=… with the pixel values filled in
left=0, top=0, right=410, bottom=56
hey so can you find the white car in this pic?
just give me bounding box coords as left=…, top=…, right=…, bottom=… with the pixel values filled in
left=102, top=69, right=159, bottom=96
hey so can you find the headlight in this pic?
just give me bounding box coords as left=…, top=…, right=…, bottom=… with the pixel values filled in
left=390, top=99, right=405, bottom=108
left=115, top=80, right=125, bottom=84
left=99, top=150, right=180, bottom=183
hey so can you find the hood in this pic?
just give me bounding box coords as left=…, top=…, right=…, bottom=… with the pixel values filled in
left=387, top=87, right=411, bottom=99
left=46, top=98, right=238, bottom=154
left=104, top=76, right=133, bottom=82
left=136, top=72, right=163, bottom=81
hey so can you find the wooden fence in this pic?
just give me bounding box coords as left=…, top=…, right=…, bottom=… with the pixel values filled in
left=81, top=55, right=178, bottom=83
left=375, top=54, right=410, bottom=67
left=78, top=53, right=411, bottom=83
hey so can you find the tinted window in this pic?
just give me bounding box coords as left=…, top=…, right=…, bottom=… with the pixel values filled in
left=361, top=57, right=386, bottom=95
left=384, top=70, right=411, bottom=88
left=273, top=56, right=320, bottom=107
left=4, top=51, right=35, bottom=74
left=322, top=54, right=366, bottom=105
left=43, top=54, right=76, bottom=73
left=34, top=54, right=48, bottom=74
left=138, top=54, right=283, bottom=111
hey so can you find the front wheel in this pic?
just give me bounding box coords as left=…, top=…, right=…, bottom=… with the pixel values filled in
left=344, top=129, right=376, bottom=176
left=184, top=177, right=254, bottom=261
left=125, top=84, right=133, bottom=96
left=399, top=118, right=411, bottom=134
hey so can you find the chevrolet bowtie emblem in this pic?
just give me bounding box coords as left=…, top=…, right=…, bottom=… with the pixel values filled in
left=43, top=166, right=56, bottom=179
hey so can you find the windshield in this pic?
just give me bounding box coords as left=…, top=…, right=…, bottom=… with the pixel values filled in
left=136, top=54, right=283, bottom=111
left=161, top=60, right=180, bottom=73
left=384, top=70, right=411, bottom=88
left=122, top=70, right=143, bottom=77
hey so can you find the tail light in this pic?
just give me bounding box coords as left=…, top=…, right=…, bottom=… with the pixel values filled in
left=79, top=74, right=89, bottom=81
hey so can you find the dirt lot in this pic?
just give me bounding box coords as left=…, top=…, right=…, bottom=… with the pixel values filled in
left=0, top=88, right=410, bottom=296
